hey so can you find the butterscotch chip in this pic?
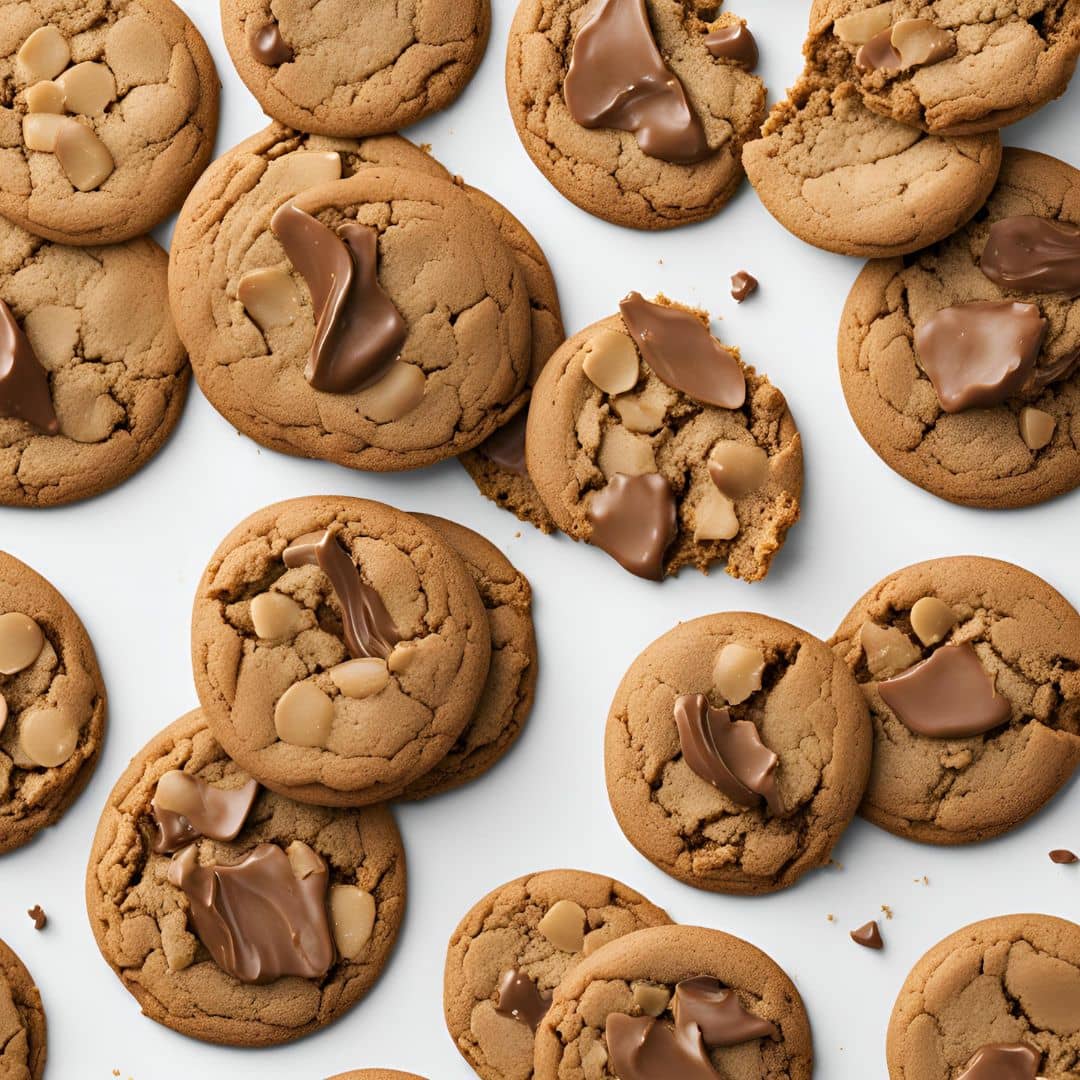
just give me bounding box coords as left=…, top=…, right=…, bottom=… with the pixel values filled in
left=54, top=119, right=114, bottom=191
left=538, top=899, right=587, bottom=952
left=20, top=706, right=80, bottom=768
left=56, top=62, right=117, bottom=115
left=613, top=389, right=667, bottom=433
left=250, top=591, right=306, bottom=641
left=25, top=81, right=64, bottom=113
left=631, top=982, right=671, bottom=1017
left=1020, top=406, right=1056, bottom=451
left=329, top=885, right=377, bottom=960
left=708, top=440, right=769, bottom=498
left=693, top=487, right=739, bottom=542
left=582, top=330, right=640, bottom=395
left=273, top=681, right=333, bottom=748
left=358, top=361, right=426, bottom=423
left=17, top=25, right=70, bottom=83
left=713, top=642, right=765, bottom=705
left=237, top=267, right=301, bottom=332
left=329, top=658, right=389, bottom=700
left=285, top=839, right=324, bottom=878
left=859, top=621, right=920, bottom=679
left=22, top=113, right=66, bottom=152
left=890, top=19, right=953, bottom=68
left=598, top=426, right=656, bottom=479
left=0, top=613, right=45, bottom=675
left=833, top=2, right=893, bottom=44
left=909, top=596, right=956, bottom=647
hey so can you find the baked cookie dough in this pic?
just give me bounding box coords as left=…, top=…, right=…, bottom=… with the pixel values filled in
left=0, top=551, right=106, bottom=855
left=221, top=0, right=490, bottom=137
left=86, top=710, right=406, bottom=1047
left=606, top=613, right=871, bottom=894
left=0, top=216, right=189, bottom=508
left=328, top=1073, right=426, bottom=1080
left=191, top=496, right=491, bottom=807
left=0, top=937, right=45, bottom=1080
left=525, top=296, right=802, bottom=581
left=831, top=556, right=1080, bottom=845
left=807, top=0, right=1080, bottom=135
left=0, top=0, right=219, bottom=245
left=444, top=869, right=671, bottom=1080
left=533, top=924, right=813, bottom=1080
left=507, top=0, right=766, bottom=229
left=839, top=149, right=1080, bottom=508
left=399, top=515, right=537, bottom=800
left=743, top=72, right=1002, bottom=257
left=887, top=914, right=1080, bottom=1078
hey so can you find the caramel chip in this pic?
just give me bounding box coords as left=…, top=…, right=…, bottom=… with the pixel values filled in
left=274, top=682, right=333, bottom=747
left=0, top=612, right=45, bottom=675
left=250, top=591, right=306, bottom=641
left=329, top=657, right=390, bottom=699
left=329, top=884, right=376, bottom=959
left=909, top=597, right=956, bottom=647
left=708, top=440, right=769, bottom=499
left=285, top=839, right=325, bottom=879
left=25, top=81, right=65, bottom=113
left=22, top=113, right=67, bottom=152
left=238, top=268, right=301, bottom=332
left=17, top=26, right=70, bottom=84
left=693, top=487, right=739, bottom=542
left=834, top=2, right=893, bottom=44
left=1019, top=406, right=1056, bottom=451
left=713, top=643, right=765, bottom=705
left=860, top=621, right=920, bottom=679
left=54, top=120, right=114, bottom=191
left=359, top=361, right=425, bottom=423
left=632, top=983, right=671, bottom=1017
left=56, top=62, right=116, bottom=115
left=890, top=18, right=953, bottom=68
left=20, top=706, right=79, bottom=768
left=538, top=900, right=586, bottom=953
left=582, top=330, right=640, bottom=395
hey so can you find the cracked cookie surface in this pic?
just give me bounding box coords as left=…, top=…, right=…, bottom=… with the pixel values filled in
left=839, top=149, right=1080, bottom=508
left=887, top=914, right=1080, bottom=1078
left=444, top=869, right=671, bottom=1080
left=221, top=0, right=490, bottom=137
left=605, top=613, right=871, bottom=894
left=831, top=556, right=1080, bottom=845
left=0, top=937, right=45, bottom=1080
left=85, top=709, right=406, bottom=1047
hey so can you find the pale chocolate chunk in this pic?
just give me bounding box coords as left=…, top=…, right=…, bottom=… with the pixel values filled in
left=614, top=388, right=668, bottom=433
left=238, top=268, right=301, bottom=333
left=358, top=360, right=425, bottom=422
left=586, top=472, right=677, bottom=581
left=982, top=215, right=1080, bottom=297
left=25, top=81, right=64, bottom=113
left=859, top=621, right=920, bottom=679
left=329, top=657, right=389, bottom=699
left=856, top=27, right=902, bottom=72
left=1019, top=406, right=1056, bottom=451
left=21, top=113, right=66, bottom=152
left=17, top=26, right=70, bottom=83
left=582, top=329, right=640, bottom=395
left=672, top=977, right=778, bottom=1045
left=834, top=2, right=893, bottom=44
left=632, top=983, right=671, bottom=1017
left=495, top=969, right=551, bottom=1031
left=151, top=771, right=259, bottom=854
left=274, top=681, right=334, bottom=747
left=250, top=591, right=306, bottom=641
left=712, top=643, right=765, bottom=705
left=730, top=270, right=758, bottom=302
left=56, top=62, right=116, bottom=115
left=0, top=612, right=45, bottom=675
left=693, top=488, right=738, bottom=542
left=704, top=23, right=758, bottom=70
left=606, top=1013, right=718, bottom=1080
left=538, top=899, right=586, bottom=953
left=19, top=706, right=79, bottom=767
left=956, top=1044, right=1041, bottom=1080
left=1049, top=849, right=1078, bottom=864
left=850, top=920, right=884, bottom=949
left=909, top=596, right=956, bottom=647
left=890, top=19, right=953, bottom=68
left=479, top=411, right=528, bottom=475
left=708, top=440, right=768, bottom=498
left=248, top=19, right=293, bottom=66
left=328, top=884, right=376, bottom=959
left=0, top=301, right=58, bottom=433
left=54, top=120, right=114, bottom=191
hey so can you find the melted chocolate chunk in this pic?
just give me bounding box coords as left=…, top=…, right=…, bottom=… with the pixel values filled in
left=479, top=410, right=528, bottom=476
left=606, top=1013, right=718, bottom=1080
left=0, top=300, right=58, bottom=434
left=856, top=27, right=902, bottom=72
left=673, top=977, right=778, bottom=1045
left=705, top=23, right=758, bottom=69
left=248, top=19, right=293, bottom=66
left=981, top=215, right=1080, bottom=297
left=957, top=1044, right=1041, bottom=1080
left=151, top=772, right=259, bottom=854
left=586, top=472, right=677, bottom=581
left=495, top=969, right=551, bottom=1031
left=730, top=271, right=758, bottom=303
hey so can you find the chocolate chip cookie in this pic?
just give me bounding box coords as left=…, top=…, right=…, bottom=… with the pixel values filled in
left=533, top=924, right=813, bottom=1080
left=507, top=0, right=766, bottom=229
left=525, top=295, right=802, bottom=581
left=0, top=937, right=45, bottom=1079
left=191, top=496, right=491, bottom=807
left=839, top=149, right=1080, bottom=508
left=0, top=0, right=219, bottom=246
left=221, top=0, right=490, bottom=137
left=887, top=914, right=1080, bottom=1079
left=86, top=709, right=406, bottom=1047
left=0, top=550, right=106, bottom=854
left=606, top=613, right=871, bottom=894
left=831, top=556, right=1080, bottom=845
left=444, top=869, right=671, bottom=1080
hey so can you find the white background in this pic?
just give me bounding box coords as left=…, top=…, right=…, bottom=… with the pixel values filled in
left=1, top=1, right=1078, bottom=1076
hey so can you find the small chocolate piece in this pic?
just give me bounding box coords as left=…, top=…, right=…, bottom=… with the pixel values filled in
left=0, top=299, right=58, bottom=433
left=890, top=19, right=953, bottom=68
left=705, top=23, right=758, bottom=69
left=672, top=977, right=779, bottom=1045
left=271, top=203, right=407, bottom=394
left=586, top=472, right=677, bottom=581
left=981, top=215, right=1080, bottom=297
left=850, top=921, right=883, bottom=949
left=730, top=271, right=758, bottom=302
left=27, top=905, right=46, bottom=931
left=619, top=293, right=745, bottom=408
left=856, top=26, right=903, bottom=72
left=1050, top=849, right=1078, bottom=864
left=957, top=1044, right=1041, bottom=1080
left=913, top=301, right=1047, bottom=412
left=283, top=529, right=401, bottom=660
left=673, top=693, right=783, bottom=815
left=495, top=968, right=551, bottom=1031
left=606, top=1013, right=718, bottom=1080
left=878, top=642, right=1011, bottom=739
left=248, top=19, right=293, bottom=66
left=563, top=0, right=710, bottom=165
left=479, top=410, right=528, bottom=476
left=151, top=771, right=259, bottom=854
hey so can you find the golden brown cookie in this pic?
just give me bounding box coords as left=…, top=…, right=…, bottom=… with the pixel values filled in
left=0, top=937, right=46, bottom=1079
left=328, top=1073, right=426, bottom=1080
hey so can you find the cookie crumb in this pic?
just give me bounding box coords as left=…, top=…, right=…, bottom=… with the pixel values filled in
left=913, top=875, right=929, bottom=885
left=513, top=531, right=522, bottom=539
left=420, top=143, right=432, bottom=154
left=881, top=904, right=894, bottom=920
left=828, top=858, right=844, bottom=870
left=826, top=913, right=835, bottom=922
left=26, top=905, right=46, bottom=930
left=1050, top=849, right=1078, bottom=863
left=850, top=920, right=884, bottom=950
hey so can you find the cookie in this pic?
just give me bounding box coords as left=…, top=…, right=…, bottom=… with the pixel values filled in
left=328, top=1073, right=426, bottom=1080
left=0, top=216, right=189, bottom=508
left=0, top=551, right=106, bottom=854
left=220, top=0, right=490, bottom=137
left=0, top=0, right=219, bottom=246
left=887, top=914, right=1080, bottom=1079
left=743, top=72, right=1002, bottom=257
left=831, top=556, right=1080, bottom=845
left=399, top=515, right=537, bottom=800
left=807, top=0, right=1080, bottom=135
left=191, top=496, right=491, bottom=807
left=444, top=869, right=672, bottom=1080
left=0, top=938, right=46, bottom=1080
left=838, top=149, right=1080, bottom=509
left=525, top=296, right=802, bottom=582
left=533, top=924, right=813, bottom=1080
left=507, top=0, right=766, bottom=230
left=606, top=613, right=871, bottom=894
left=86, top=709, right=406, bottom=1047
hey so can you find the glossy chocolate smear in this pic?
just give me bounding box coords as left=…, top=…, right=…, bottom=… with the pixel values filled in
left=271, top=202, right=407, bottom=394
left=878, top=642, right=1011, bottom=738
left=479, top=410, right=528, bottom=476
left=606, top=1013, right=718, bottom=1080
left=563, top=0, right=710, bottom=164
left=151, top=772, right=259, bottom=854
left=856, top=27, right=903, bottom=72
left=674, top=693, right=783, bottom=815
left=673, top=977, right=778, bottom=1045
left=586, top=472, right=677, bottom=581
left=705, top=23, right=758, bottom=69
left=620, top=293, right=745, bottom=408
left=284, top=529, right=401, bottom=660
left=981, top=215, right=1080, bottom=297
left=168, top=843, right=335, bottom=984
left=248, top=19, right=293, bottom=66
left=914, top=301, right=1047, bottom=412
left=957, top=1043, right=1041, bottom=1080
left=0, top=300, right=58, bottom=434
left=495, top=968, right=551, bottom=1031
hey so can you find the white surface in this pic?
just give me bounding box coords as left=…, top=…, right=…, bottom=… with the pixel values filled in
left=1, top=1, right=1078, bottom=1076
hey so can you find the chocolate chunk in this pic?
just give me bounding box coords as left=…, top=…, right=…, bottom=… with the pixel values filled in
left=672, top=977, right=778, bottom=1045
left=563, top=0, right=710, bottom=164
left=494, top=968, right=551, bottom=1031
left=248, top=19, right=293, bottom=66
left=705, top=23, right=758, bottom=69
left=850, top=921, right=883, bottom=949
left=1050, top=849, right=1078, bottom=864
left=0, top=299, right=58, bottom=434
left=878, top=643, right=1011, bottom=739
left=150, top=772, right=259, bottom=854
left=855, top=26, right=903, bottom=72
left=982, top=215, right=1080, bottom=297
left=586, top=472, right=677, bottom=580
left=606, top=1013, right=718, bottom=1080
left=27, top=905, right=46, bottom=931
left=957, top=1043, right=1041, bottom=1080
left=479, top=410, right=528, bottom=476
left=730, top=271, right=758, bottom=303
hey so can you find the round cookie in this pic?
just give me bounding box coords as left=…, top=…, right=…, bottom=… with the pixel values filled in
left=807, top=0, right=1080, bottom=135
left=838, top=149, right=1080, bottom=509
left=0, top=216, right=189, bottom=508
left=507, top=0, right=767, bottom=230
left=533, top=924, right=813, bottom=1080
left=743, top=73, right=1002, bottom=257
left=328, top=1074, right=426, bottom=1080
left=525, top=298, right=803, bottom=582
left=86, top=709, right=406, bottom=1047
left=0, top=0, right=219, bottom=246
left=0, top=938, right=46, bottom=1079
left=0, top=551, right=106, bottom=855
left=191, top=496, right=491, bottom=807
left=444, top=869, right=672, bottom=1080
left=831, top=556, right=1080, bottom=845
left=606, top=613, right=872, bottom=895
left=887, top=914, right=1080, bottom=1079
left=220, top=0, right=490, bottom=137
left=399, top=515, right=537, bottom=800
